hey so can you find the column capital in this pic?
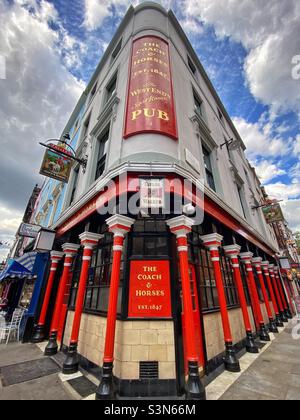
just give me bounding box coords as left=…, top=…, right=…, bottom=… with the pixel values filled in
left=240, top=252, right=254, bottom=263
left=200, top=233, right=223, bottom=249
left=79, top=232, right=103, bottom=247
left=273, top=266, right=279, bottom=273
left=106, top=215, right=135, bottom=236
left=252, top=257, right=263, bottom=265
left=261, top=261, right=270, bottom=268
left=62, top=243, right=81, bottom=254
left=50, top=251, right=64, bottom=261
left=223, top=244, right=241, bottom=258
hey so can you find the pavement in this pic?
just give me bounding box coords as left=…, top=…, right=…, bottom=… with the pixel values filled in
left=0, top=318, right=299, bottom=400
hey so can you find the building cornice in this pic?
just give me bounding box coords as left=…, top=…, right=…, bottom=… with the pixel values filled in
left=51, top=162, right=277, bottom=254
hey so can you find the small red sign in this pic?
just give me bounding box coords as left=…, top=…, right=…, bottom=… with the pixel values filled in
left=128, top=260, right=172, bottom=319
left=124, top=36, right=178, bottom=140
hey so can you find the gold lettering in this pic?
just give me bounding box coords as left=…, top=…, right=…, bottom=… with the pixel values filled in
left=158, top=110, right=170, bottom=121
left=132, top=110, right=142, bottom=121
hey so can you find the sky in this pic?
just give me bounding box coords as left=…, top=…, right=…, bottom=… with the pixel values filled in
left=0, top=0, right=299, bottom=261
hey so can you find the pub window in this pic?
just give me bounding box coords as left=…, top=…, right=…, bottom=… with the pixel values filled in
left=69, top=248, right=84, bottom=308
left=82, top=114, right=91, bottom=139
left=89, top=82, right=98, bottom=103
left=220, top=249, right=239, bottom=308
left=202, top=144, right=216, bottom=192
left=70, top=166, right=79, bottom=205
left=95, top=127, right=110, bottom=181
left=105, top=73, right=117, bottom=104
left=194, top=90, right=204, bottom=118
left=188, top=56, right=197, bottom=76
left=131, top=218, right=169, bottom=258
left=239, top=259, right=252, bottom=306
left=111, top=39, right=122, bottom=63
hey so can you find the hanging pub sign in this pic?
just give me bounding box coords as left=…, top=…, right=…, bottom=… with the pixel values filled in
left=18, top=223, right=41, bottom=239
left=279, top=258, right=291, bottom=270
left=128, top=260, right=172, bottom=319
left=262, top=204, right=284, bottom=224
left=124, top=36, right=178, bottom=140
left=39, top=144, right=73, bottom=183
left=140, top=178, right=165, bottom=209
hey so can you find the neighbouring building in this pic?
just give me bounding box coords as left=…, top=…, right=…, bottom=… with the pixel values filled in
left=29, top=3, right=297, bottom=400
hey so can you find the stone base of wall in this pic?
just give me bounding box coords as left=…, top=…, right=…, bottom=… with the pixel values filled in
left=63, top=312, right=176, bottom=380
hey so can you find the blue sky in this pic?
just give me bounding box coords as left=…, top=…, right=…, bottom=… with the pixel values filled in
left=0, top=0, right=299, bottom=259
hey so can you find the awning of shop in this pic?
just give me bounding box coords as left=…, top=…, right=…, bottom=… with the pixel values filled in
left=0, top=253, right=37, bottom=283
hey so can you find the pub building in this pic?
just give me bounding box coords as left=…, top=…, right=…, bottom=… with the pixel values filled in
left=31, top=2, right=295, bottom=400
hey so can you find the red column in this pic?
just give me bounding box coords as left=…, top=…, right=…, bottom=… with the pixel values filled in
left=269, top=264, right=288, bottom=323
left=45, top=243, right=80, bottom=356
left=32, top=251, right=64, bottom=343
left=96, top=215, right=135, bottom=401
left=274, top=267, right=292, bottom=319
left=240, top=253, right=270, bottom=342
left=224, top=245, right=259, bottom=353
left=252, top=257, right=278, bottom=333
left=283, top=276, right=296, bottom=316
left=63, top=232, right=102, bottom=375
left=201, top=234, right=240, bottom=372
left=261, top=261, right=284, bottom=327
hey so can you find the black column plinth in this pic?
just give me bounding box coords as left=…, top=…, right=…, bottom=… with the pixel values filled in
left=31, top=325, right=45, bottom=343
left=62, top=343, right=79, bottom=375
left=259, top=324, right=271, bottom=342
left=96, top=362, right=115, bottom=400
left=285, top=309, right=293, bottom=319
left=224, top=342, right=241, bottom=372
left=275, top=315, right=284, bottom=328
left=269, top=319, right=279, bottom=334
left=280, top=312, right=288, bottom=323
left=185, top=361, right=206, bottom=401
left=44, top=332, right=58, bottom=356
left=245, top=332, right=259, bottom=354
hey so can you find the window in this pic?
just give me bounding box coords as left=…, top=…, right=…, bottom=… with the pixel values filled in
left=188, top=56, right=197, bottom=76
left=95, top=128, right=110, bottom=181
left=220, top=250, right=239, bottom=307
left=82, top=114, right=91, bottom=139
left=237, top=183, right=247, bottom=219
left=89, top=83, right=97, bottom=103
left=218, top=108, right=224, bottom=123
left=239, top=259, right=252, bottom=305
left=202, top=144, right=216, bottom=191
left=105, top=74, right=117, bottom=104
left=131, top=218, right=169, bottom=258
left=70, top=167, right=79, bottom=205
left=194, top=91, right=203, bottom=117
left=111, top=39, right=122, bottom=62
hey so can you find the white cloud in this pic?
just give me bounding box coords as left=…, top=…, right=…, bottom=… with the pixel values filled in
left=232, top=116, right=292, bottom=160
left=0, top=0, right=85, bottom=259
left=183, top=0, right=300, bottom=116
left=281, top=199, right=300, bottom=232
left=254, top=160, right=286, bottom=184
left=264, top=180, right=300, bottom=202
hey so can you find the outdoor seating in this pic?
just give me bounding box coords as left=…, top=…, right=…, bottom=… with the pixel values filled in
left=0, top=307, right=26, bottom=345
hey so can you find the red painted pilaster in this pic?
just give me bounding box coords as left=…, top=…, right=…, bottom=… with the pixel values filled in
left=252, top=258, right=274, bottom=321
left=38, top=251, right=64, bottom=327
left=274, top=267, right=289, bottom=312
left=240, top=253, right=270, bottom=341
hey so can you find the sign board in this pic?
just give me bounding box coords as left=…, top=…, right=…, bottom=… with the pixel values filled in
left=279, top=258, right=291, bottom=270
left=262, top=204, right=284, bottom=224
left=140, top=178, right=165, bottom=209
left=40, top=144, right=73, bottom=183
left=18, top=223, right=41, bottom=239
left=128, top=260, right=172, bottom=319
left=124, top=36, right=178, bottom=140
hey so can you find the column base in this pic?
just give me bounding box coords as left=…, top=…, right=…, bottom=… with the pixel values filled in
left=96, top=362, right=115, bottom=400
left=45, top=332, right=58, bottom=356
left=275, top=315, right=284, bottom=328
left=62, top=343, right=79, bottom=375
left=259, top=324, right=271, bottom=342
left=268, top=319, right=279, bottom=334
left=185, top=361, right=206, bottom=401
left=245, top=332, right=259, bottom=354
left=285, top=309, right=293, bottom=319
left=224, top=343, right=241, bottom=373
left=31, top=325, right=46, bottom=343
left=280, top=312, right=288, bottom=323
